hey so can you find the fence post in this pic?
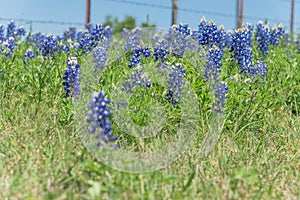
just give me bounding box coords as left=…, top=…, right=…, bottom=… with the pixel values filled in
left=172, top=0, right=178, bottom=25
left=290, top=0, right=294, bottom=34
left=86, top=0, right=91, bottom=29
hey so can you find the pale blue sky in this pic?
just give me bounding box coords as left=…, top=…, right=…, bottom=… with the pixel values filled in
left=0, top=0, right=299, bottom=35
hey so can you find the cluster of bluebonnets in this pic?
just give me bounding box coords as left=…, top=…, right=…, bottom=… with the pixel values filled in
left=0, top=18, right=291, bottom=148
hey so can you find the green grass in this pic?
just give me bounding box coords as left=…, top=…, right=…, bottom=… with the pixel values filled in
left=0, top=37, right=299, bottom=200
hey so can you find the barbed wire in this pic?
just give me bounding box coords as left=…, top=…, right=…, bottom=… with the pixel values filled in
left=106, top=0, right=300, bottom=26
left=107, top=0, right=234, bottom=18
left=0, top=17, right=85, bottom=26
left=0, top=0, right=299, bottom=28
left=279, top=0, right=300, bottom=3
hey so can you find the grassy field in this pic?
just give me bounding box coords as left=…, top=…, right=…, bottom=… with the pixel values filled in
left=0, top=23, right=300, bottom=200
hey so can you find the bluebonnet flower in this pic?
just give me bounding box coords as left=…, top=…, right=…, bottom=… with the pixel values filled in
left=123, top=27, right=142, bottom=51
left=80, top=24, right=112, bottom=53
left=76, top=29, right=84, bottom=42
left=24, top=49, right=34, bottom=60
left=176, top=23, right=192, bottom=36
left=69, top=26, right=77, bottom=40
left=78, top=26, right=103, bottom=53
left=191, top=28, right=198, bottom=40
left=6, top=20, right=16, bottom=38
left=167, top=91, right=176, bottom=105
left=217, top=25, right=227, bottom=51
left=203, top=45, right=228, bottom=112
left=204, top=45, right=222, bottom=82
left=86, top=91, right=118, bottom=148
left=63, top=26, right=76, bottom=41
left=141, top=46, right=151, bottom=58
left=91, top=24, right=105, bottom=41
left=251, top=61, right=268, bottom=84
left=86, top=23, right=94, bottom=33
left=128, top=46, right=151, bottom=68
left=167, top=23, right=196, bottom=58
left=92, top=40, right=110, bottom=71
left=56, top=35, right=63, bottom=43
left=213, top=82, right=228, bottom=113
left=207, top=21, right=220, bottom=45
left=61, top=44, right=70, bottom=52
left=26, top=32, right=43, bottom=43
left=78, top=30, right=94, bottom=52
left=230, top=27, right=254, bottom=74
left=0, top=25, right=5, bottom=43
left=244, top=23, right=253, bottom=46
left=122, top=65, right=152, bottom=92
left=197, top=17, right=228, bottom=50
left=225, top=30, right=234, bottom=50
left=104, top=26, right=113, bottom=40
left=153, top=38, right=170, bottom=64
left=167, top=63, right=186, bottom=104
left=1, top=37, right=16, bottom=58
left=197, top=18, right=217, bottom=46
left=128, top=49, right=141, bottom=68
left=16, top=26, right=26, bottom=37
left=270, top=23, right=285, bottom=46
left=197, top=17, right=210, bottom=46
left=26, top=32, right=46, bottom=53
left=62, top=57, right=81, bottom=98
left=40, top=34, right=58, bottom=56
left=256, top=21, right=271, bottom=57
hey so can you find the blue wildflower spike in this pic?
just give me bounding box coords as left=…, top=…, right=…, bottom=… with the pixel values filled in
left=197, top=17, right=209, bottom=46
left=63, top=26, right=76, bottom=40
left=0, top=25, right=5, bottom=43
left=78, top=24, right=112, bottom=53
left=204, top=45, right=228, bottom=113
left=231, top=26, right=254, bottom=75
left=16, top=26, right=26, bottom=38
left=78, top=30, right=94, bottom=53
left=40, top=33, right=58, bottom=56
left=270, top=23, right=285, bottom=46
left=1, top=37, right=16, bottom=58
left=24, top=49, right=35, bottom=60
left=153, top=39, right=170, bottom=64
left=196, top=17, right=228, bottom=51
left=92, top=39, right=111, bottom=71
left=123, top=27, right=142, bottom=51
left=6, top=20, right=16, bottom=38
left=91, top=24, right=105, bottom=41
left=128, top=46, right=151, bottom=68
left=167, top=63, right=186, bottom=104
left=205, top=45, right=222, bottom=82
left=214, top=82, right=228, bottom=113
left=167, top=23, right=196, bottom=58
left=256, top=21, right=272, bottom=58
left=62, top=57, right=81, bottom=98
left=251, top=61, right=268, bottom=84
left=86, top=91, right=118, bottom=148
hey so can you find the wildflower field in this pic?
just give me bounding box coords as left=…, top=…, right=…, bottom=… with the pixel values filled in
left=0, top=19, right=299, bottom=199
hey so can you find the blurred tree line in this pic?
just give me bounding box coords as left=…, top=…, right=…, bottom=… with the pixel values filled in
left=103, top=15, right=156, bottom=34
